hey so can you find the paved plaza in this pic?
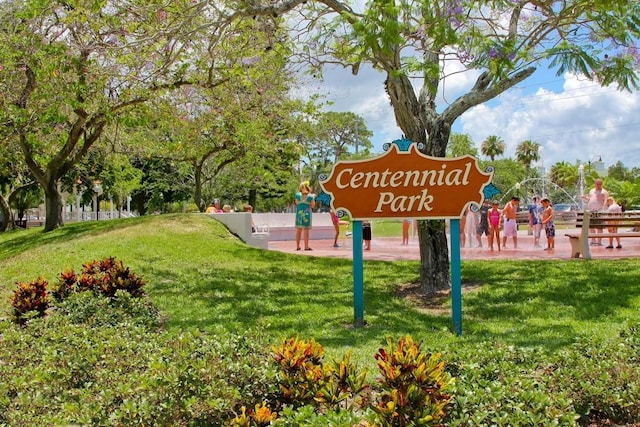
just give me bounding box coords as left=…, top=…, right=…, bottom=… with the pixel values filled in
left=268, top=230, right=640, bottom=261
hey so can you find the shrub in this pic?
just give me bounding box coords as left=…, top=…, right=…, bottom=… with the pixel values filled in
left=272, top=337, right=326, bottom=407
left=269, top=336, right=452, bottom=426
left=54, top=290, right=161, bottom=329
left=11, top=257, right=146, bottom=324
left=50, top=267, right=77, bottom=301
left=445, top=343, right=579, bottom=427
left=315, top=349, right=370, bottom=412
left=370, top=336, right=454, bottom=427
left=77, top=257, right=145, bottom=298
left=10, top=276, right=50, bottom=323
left=548, top=323, right=640, bottom=426
left=0, top=313, right=277, bottom=426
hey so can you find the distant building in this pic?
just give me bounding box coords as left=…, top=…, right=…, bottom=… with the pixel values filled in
left=590, top=157, right=607, bottom=176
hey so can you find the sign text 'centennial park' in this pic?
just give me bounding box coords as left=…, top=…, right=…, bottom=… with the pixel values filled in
left=319, top=140, right=494, bottom=220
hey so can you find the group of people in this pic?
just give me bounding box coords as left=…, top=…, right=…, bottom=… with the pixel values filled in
left=206, top=199, right=257, bottom=232
left=251, top=178, right=623, bottom=254
left=205, top=199, right=233, bottom=214
left=464, top=178, right=622, bottom=252
left=463, top=195, right=556, bottom=252
left=583, top=179, right=623, bottom=249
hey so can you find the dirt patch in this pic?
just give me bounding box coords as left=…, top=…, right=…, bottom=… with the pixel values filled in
left=395, top=281, right=482, bottom=315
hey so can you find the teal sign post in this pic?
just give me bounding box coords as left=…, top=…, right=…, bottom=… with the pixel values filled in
left=351, top=220, right=364, bottom=328
left=449, top=219, right=462, bottom=335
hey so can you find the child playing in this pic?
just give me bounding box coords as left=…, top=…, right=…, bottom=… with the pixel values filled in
left=541, top=198, right=555, bottom=251
left=363, top=220, right=372, bottom=250
left=402, top=219, right=411, bottom=245
left=330, top=210, right=349, bottom=248
left=487, top=201, right=501, bottom=251
left=605, top=196, right=622, bottom=249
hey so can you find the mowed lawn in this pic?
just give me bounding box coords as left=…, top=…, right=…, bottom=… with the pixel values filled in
left=1, top=214, right=639, bottom=366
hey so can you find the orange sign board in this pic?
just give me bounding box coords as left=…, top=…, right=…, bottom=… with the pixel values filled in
left=319, top=141, right=493, bottom=220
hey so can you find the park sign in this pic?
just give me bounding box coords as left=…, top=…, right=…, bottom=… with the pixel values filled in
left=319, top=139, right=494, bottom=220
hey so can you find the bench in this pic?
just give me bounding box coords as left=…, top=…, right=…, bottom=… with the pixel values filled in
left=564, top=210, right=640, bottom=259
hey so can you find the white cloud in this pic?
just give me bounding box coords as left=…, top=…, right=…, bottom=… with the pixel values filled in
left=461, top=72, right=640, bottom=168
left=317, top=65, right=640, bottom=169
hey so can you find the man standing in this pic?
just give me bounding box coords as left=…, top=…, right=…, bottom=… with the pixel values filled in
left=528, top=196, right=544, bottom=248
left=584, top=179, right=609, bottom=245
left=502, top=196, right=520, bottom=249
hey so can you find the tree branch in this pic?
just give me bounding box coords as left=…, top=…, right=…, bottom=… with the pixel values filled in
left=442, top=67, right=536, bottom=124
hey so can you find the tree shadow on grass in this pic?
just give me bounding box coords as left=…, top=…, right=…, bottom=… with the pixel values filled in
left=458, top=259, right=640, bottom=349
left=142, top=248, right=455, bottom=356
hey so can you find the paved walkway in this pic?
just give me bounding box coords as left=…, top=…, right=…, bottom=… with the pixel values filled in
left=268, top=230, right=640, bottom=261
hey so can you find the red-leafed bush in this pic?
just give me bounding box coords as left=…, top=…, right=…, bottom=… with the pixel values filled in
left=11, top=276, right=50, bottom=323
left=11, top=257, right=145, bottom=324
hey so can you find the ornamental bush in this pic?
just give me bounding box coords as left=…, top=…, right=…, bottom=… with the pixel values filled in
left=0, top=307, right=277, bottom=426
left=11, top=257, right=146, bottom=324
left=10, top=276, right=50, bottom=323
left=371, top=336, right=454, bottom=427
left=73, top=256, right=146, bottom=298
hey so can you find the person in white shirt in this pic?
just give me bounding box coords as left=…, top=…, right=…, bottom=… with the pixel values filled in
left=583, top=179, right=609, bottom=245
left=605, top=196, right=622, bottom=249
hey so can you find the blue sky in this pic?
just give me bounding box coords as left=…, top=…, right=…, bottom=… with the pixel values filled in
left=313, top=63, right=640, bottom=171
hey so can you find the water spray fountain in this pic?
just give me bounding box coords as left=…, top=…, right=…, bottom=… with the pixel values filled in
left=499, top=177, right=582, bottom=207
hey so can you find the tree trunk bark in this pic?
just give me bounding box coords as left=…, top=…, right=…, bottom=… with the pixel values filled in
left=194, top=161, right=204, bottom=212
left=0, top=194, right=13, bottom=232
left=386, top=73, right=452, bottom=294
left=248, top=187, right=257, bottom=210
left=43, top=181, right=63, bottom=232
left=416, top=123, right=452, bottom=294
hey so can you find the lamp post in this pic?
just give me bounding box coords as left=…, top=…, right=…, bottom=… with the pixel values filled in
left=578, top=164, right=585, bottom=210
left=93, top=180, right=103, bottom=221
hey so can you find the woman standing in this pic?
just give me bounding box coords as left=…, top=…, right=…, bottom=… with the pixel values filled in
left=295, top=181, right=316, bottom=251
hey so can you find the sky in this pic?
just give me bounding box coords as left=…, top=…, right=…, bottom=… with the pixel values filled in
left=311, top=63, right=640, bottom=172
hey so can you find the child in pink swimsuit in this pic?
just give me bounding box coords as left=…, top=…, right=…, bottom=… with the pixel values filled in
left=488, top=201, right=502, bottom=251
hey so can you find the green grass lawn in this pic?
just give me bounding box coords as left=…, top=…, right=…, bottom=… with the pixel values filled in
left=2, top=214, right=639, bottom=368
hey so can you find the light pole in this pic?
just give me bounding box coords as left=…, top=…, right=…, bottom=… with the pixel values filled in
left=93, top=180, right=103, bottom=221
left=578, top=164, right=585, bottom=210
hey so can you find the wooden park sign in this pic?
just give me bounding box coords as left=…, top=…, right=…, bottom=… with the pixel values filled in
left=319, top=139, right=495, bottom=334
left=320, top=139, right=493, bottom=220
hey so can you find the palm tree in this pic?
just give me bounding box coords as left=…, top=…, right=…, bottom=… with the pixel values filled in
left=480, top=135, right=506, bottom=161
left=515, top=140, right=541, bottom=200
left=515, top=140, right=540, bottom=174
left=549, top=161, right=579, bottom=189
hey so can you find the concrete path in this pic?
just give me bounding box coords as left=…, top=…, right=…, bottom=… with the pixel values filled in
left=268, top=230, right=640, bottom=261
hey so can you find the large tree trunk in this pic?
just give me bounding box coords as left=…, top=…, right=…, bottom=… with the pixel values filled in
left=415, top=123, right=453, bottom=294
left=417, top=218, right=450, bottom=292
left=43, top=180, right=64, bottom=232
left=386, top=73, right=451, bottom=294
left=0, top=194, right=13, bottom=232
left=194, top=161, right=205, bottom=212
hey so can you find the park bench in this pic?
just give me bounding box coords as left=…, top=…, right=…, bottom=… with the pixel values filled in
left=564, top=210, right=640, bottom=259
